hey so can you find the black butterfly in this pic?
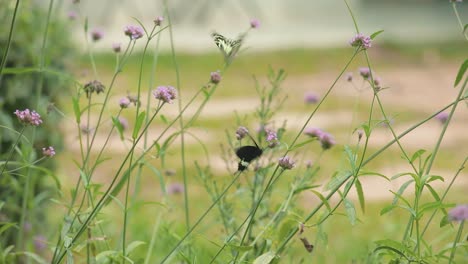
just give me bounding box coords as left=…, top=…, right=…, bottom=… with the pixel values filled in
left=235, top=136, right=263, bottom=172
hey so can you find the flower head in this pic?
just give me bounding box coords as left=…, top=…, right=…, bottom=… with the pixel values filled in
left=357, top=129, right=364, bottom=141
left=210, top=71, right=222, bottom=84
left=448, top=204, right=468, bottom=221
left=67, top=11, right=78, bottom=20
left=304, top=127, right=323, bottom=138
left=278, top=156, right=295, bottom=170
left=266, top=129, right=279, bottom=148
left=319, top=131, right=336, bottom=150
left=349, top=33, right=372, bottom=49
left=83, top=80, right=105, bottom=98
left=91, top=28, right=104, bottom=41
left=14, top=109, right=43, bottom=126
left=42, top=146, right=56, bottom=157
left=119, top=97, right=131, bottom=108
left=345, top=72, right=353, bottom=82
left=153, top=86, right=177, bottom=104
left=112, top=43, right=121, bottom=53
left=435, top=112, right=449, bottom=124
left=250, top=18, right=260, bottom=29
left=359, top=67, right=371, bottom=79
left=124, top=25, right=145, bottom=40
left=118, top=117, right=129, bottom=131
left=373, top=76, right=382, bottom=90
left=154, top=16, right=164, bottom=26
left=236, top=126, right=249, bottom=140
left=167, top=182, right=184, bottom=195
left=304, top=92, right=319, bottom=104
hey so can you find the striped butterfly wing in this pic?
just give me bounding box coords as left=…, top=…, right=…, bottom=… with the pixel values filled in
left=212, top=32, right=243, bottom=63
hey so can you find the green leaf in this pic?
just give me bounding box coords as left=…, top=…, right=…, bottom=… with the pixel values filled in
left=310, top=190, right=331, bottom=211
left=72, top=97, right=81, bottom=123
left=160, top=114, right=168, bottom=124
left=440, top=214, right=450, bottom=227
left=355, top=179, right=365, bottom=213
left=464, top=24, right=468, bottom=34
left=226, top=243, right=253, bottom=252
left=293, top=185, right=321, bottom=195
left=370, top=30, right=384, bottom=40
left=374, top=239, right=412, bottom=257
left=290, top=138, right=317, bottom=151
left=410, top=149, right=426, bottom=163
left=79, top=169, right=89, bottom=188
left=392, top=179, right=414, bottom=205
left=277, top=217, right=299, bottom=243
left=112, top=116, right=124, bottom=140
left=96, top=250, right=118, bottom=262
left=19, top=252, right=48, bottom=264
left=125, top=241, right=146, bottom=256
left=132, top=111, right=146, bottom=139
left=253, top=251, right=277, bottom=264
left=0, top=222, right=17, bottom=235
left=325, top=171, right=351, bottom=191
left=454, top=59, right=468, bottom=87
left=343, top=198, right=357, bottom=225
left=380, top=204, right=396, bottom=215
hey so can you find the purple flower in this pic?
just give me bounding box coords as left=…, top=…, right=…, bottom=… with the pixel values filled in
left=67, top=11, right=78, bottom=20
left=448, top=204, right=468, bottom=221
left=124, top=25, right=145, bottom=40
left=210, top=71, right=222, bottom=84
left=266, top=129, right=279, bottom=148
left=42, top=146, right=56, bottom=157
left=167, top=182, right=184, bottom=195
left=319, top=131, right=336, bottom=150
left=349, top=33, right=372, bottom=49
left=373, top=76, right=382, bottom=89
left=119, top=97, right=131, bottom=108
left=278, top=156, right=295, bottom=170
left=14, top=109, right=43, bottom=126
left=304, top=127, right=323, bottom=138
left=33, top=235, right=47, bottom=252
left=250, top=18, right=260, bottom=29
left=435, top=112, right=449, bottom=124
left=359, top=67, right=371, bottom=79
left=112, top=43, right=121, bottom=53
left=357, top=130, right=364, bottom=141
left=304, top=92, right=319, bottom=104
left=154, top=16, right=164, bottom=26
left=153, top=86, right=177, bottom=104
left=236, top=126, right=249, bottom=140
left=118, top=117, right=129, bottom=131
left=91, top=28, right=104, bottom=41
left=345, top=72, right=353, bottom=82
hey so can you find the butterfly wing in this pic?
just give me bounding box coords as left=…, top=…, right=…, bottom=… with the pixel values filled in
left=212, top=32, right=243, bottom=64
left=235, top=145, right=263, bottom=163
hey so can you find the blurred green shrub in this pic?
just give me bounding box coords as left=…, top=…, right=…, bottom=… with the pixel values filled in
left=0, top=0, right=75, bottom=248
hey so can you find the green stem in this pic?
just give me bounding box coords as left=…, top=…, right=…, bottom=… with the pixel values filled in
left=448, top=220, right=465, bottom=264
left=452, top=3, right=468, bottom=40
left=0, top=0, right=20, bottom=85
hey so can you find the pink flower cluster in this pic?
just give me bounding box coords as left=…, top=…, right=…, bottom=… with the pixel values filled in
left=14, top=109, right=43, bottom=126
left=304, top=127, right=336, bottom=150
left=42, top=146, right=56, bottom=157
left=153, top=86, right=177, bottom=104
left=349, top=33, right=372, bottom=49
left=124, top=25, right=145, bottom=40
left=278, top=156, right=295, bottom=170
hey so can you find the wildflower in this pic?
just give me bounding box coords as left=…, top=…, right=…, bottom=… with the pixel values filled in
left=83, top=80, right=105, bottom=98
left=236, top=126, right=249, bottom=140
left=119, top=97, right=131, bottom=108
left=210, top=71, right=222, bottom=84
left=299, top=237, right=314, bottom=253
left=165, top=169, right=176, bottom=176
left=266, top=129, right=279, bottom=148
left=319, top=131, right=336, bottom=150
left=357, top=130, right=364, bottom=141
left=345, top=72, right=353, bottom=82
left=67, top=11, right=77, bottom=20
left=112, top=43, right=121, bottom=53
left=304, top=92, right=319, bottom=104
left=435, top=112, right=449, bottom=124
left=373, top=76, right=382, bottom=90
left=33, top=235, right=47, bottom=252
left=91, top=28, right=104, bottom=41
left=359, top=67, right=371, bottom=79
left=14, top=109, right=43, bottom=126
left=153, top=86, right=177, bottom=104
left=448, top=204, right=468, bottom=221
left=42, top=146, right=56, bottom=157
left=118, top=117, right=129, bottom=131
left=126, top=94, right=140, bottom=106
left=124, top=25, right=144, bottom=40
left=304, top=127, right=323, bottom=138
left=278, top=156, right=295, bottom=170
left=349, top=33, right=372, bottom=49
left=154, top=16, right=164, bottom=26
left=250, top=18, right=260, bottom=29
left=167, top=182, right=184, bottom=195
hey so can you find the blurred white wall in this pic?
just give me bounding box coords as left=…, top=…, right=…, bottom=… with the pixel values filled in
left=62, top=0, right=467, bottom=52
